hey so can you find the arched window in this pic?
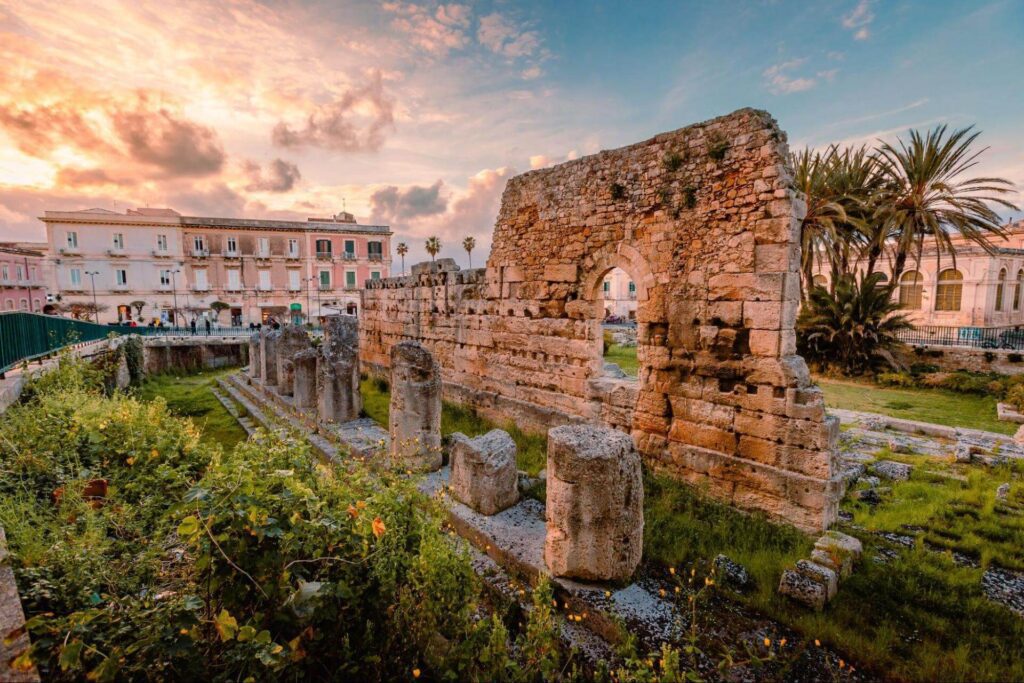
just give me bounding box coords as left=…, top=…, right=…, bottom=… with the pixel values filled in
left=935, top=269, right=963, bottom=311
left=996, top=268, right=1007, bottom=311
left=812, top=274, right=828, bottom=288
left=874, top=273, right=889, bottom=289
left=899, top=271, right=923, bottom=309
left=1014, top=270, right=1023, bottom=311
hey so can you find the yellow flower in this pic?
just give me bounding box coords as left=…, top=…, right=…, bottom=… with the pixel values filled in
left=780, top=638, right=787, bottom=647
left=763, top=638, right=771, bottom=647
left=412, top=668, right=421, bottom=678
left=356, top=500, right=367, bottom=509
left=372, top=516, right=386, bottom=538
left=814, top=639, right=821, bottom=647
left=180, top=628, right=189, bottom=635
left=669, top=567, right=676, bottom=575
left=604, top=591, right=611, bottom=598
left=126, top=457, right=135, bottom=466
left=659, top=589, right=666, bottom=597
left=150, top=449, right=159, bottom=459
left=839, top=659, right=845, bottom=669
left=347, top=505, right=359, bottom=519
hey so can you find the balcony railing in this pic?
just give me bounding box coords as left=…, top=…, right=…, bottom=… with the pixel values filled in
left=895, top=325, right=1024, bottom=350
left=368, top=254, right=383, bottom=262
left=223, top=250, right=240, bottom=258
left=286, top=251, right=301, bottom=260
left=342, top=252, right=357, bottom=261
left=254, top=251, right=272, bottom=259
left=152, top=249, right=172, bottom=258
left=191, top=249, right=210, bottom=258
left=316, top=252, right=333, bottom=260
left=107, top=248, right=127, bottom=257
left=59, top=247, right=81, bottom=255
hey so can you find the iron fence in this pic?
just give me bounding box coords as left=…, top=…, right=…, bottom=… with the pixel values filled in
left=894, top=325, right=1024, bottom=350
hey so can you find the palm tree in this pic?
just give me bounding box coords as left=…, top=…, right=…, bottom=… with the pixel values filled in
left=396, top=242, right=408, bottom=275
left=425, top=236, right=441, bottom=262
left=462, top=236, right=476, bottom=268
left=873, top=125, right=1017, bottom=281
left=792, top=146, right=850, bottom=298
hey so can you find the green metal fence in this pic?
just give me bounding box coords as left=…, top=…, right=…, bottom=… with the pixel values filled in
left=0, top=312, right=138, bottom=375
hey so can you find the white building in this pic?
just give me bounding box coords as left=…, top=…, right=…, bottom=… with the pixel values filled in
left=601, top=267, right=637, bottom=320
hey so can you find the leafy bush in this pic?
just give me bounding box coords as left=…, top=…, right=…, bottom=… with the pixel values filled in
left=877, top=372, right=918, bottom=388
left=1007, top=384, right=1024, bottom=411
left=797, top=272, right=912, bottom=375
left=909, top=362, right=940, bottom=375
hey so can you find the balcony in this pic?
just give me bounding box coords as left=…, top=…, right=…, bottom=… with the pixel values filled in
left=286, top=251, right=301, bottom=260
left=254, top=250, right=272, bottom=260
left=342, top=252, right=357, bottom=261
left=368, top=254, right=384, bottom=262
left=107, top=248, right=127, bottom=257
left=152, top=249, right=172, bottom=258
left=191, top=249, right=210, bottom=258
left=192, top=285, right=210, bottom=292
left=257, top=285, right=273, bottom=292
left=223, top=250, right=241, bottom=259
left=59, top=247, right=81, bottom=256
left=316, top=251, right=333, bottom=261
left=112, top=284, right=131, bottom=293
left=224, top=284, right=244, bottom=293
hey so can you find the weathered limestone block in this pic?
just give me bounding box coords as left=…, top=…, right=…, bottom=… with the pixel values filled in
left=276, top=326, right=312, bottom=396
left=389, top=341, right=442, bottom=471
left=796, top=559, right=838, bottom=600
left=259, top=328, right=281, bottom=386
left=778, top=568, right=828, bottom=611
left=317, top=315, right=361, bottom=424
left=248, top=333, right=261, bottom=378
left=449, top=429, right=519, bottom=515
left=292, top=348, right=318, bottom=411
left=544, top=424, right=643, bottom=581
left=872, top=459, right=912, bottom=481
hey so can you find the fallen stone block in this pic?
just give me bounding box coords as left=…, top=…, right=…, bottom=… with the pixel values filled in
left=449, top=430, right=519, bottom=515
left=544, top=424, right=643, bottom=582
left=872, top=459, right=912, bottom=481
left=778, top=568, right=828, bottom=611
left=810, top=548, right=852, bottom=580
left=814, top=530, right=864, bottom=561
left=796, top=559, right=838, bottom=600
left=996, top=482, right=1010, bottom=501
left=713, top=554, right=752, bottom=590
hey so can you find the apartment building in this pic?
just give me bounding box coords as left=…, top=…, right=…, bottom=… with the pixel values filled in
left=0, top=243, right=48, bottom=312
left=41, top=207, right=391, bottom=325
left=601, top=267, right=637, bottom=320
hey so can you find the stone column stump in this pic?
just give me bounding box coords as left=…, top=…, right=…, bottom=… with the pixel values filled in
left=316, top=315, right=361, bottom=424
left=449, top=430, right=518, bottom=515
left=276, top=326, right=311, bottom=396
left=259, top=328, right=281, bottom=387
left=544, top=424, right=643, bottom=581
left=248, top=333, right=261, bottom=378
left=292, top=348, right=319, bottom=411
left=389, top=341, right=442, bottom=471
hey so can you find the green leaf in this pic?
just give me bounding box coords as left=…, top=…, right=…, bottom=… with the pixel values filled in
left=237, top=625, right=257, bottom=642
left=177, top=516, right=200, bottom=537
left=214, top=609, right=238, bottom=642
left=59, top=640, right=84, bottom=671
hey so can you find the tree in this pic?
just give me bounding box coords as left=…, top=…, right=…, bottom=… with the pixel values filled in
left=210, top=301, right=230, bottom=321
left=130, top=300, right=146, bottom=319
left=797, top=272, right=912, bottom=375
left=873, top=125, right=1017, bottom=281
left=792, top=146, right=851, bottom=299
left=462, top=236, right=476, bottom=269
left=396, top=242, right=408, bottom=275
left=425, top=237, right=441, bottom=263
left=67, top=301, right=108, bottom=321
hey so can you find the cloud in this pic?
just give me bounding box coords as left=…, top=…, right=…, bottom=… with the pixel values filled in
left=111, top=99, right=225, bottom=176
left=165, top=183, right=248, bottom=218
left=271, top=71, right=395, bottom=153
left=54, top=168, right=119, bottom=188
left=243, top=158, right=302, bottom=192
left=842, top=0, right=875, bottom=40
left=520, top=65, right=543, bottom=80
left=762, top=59, right=837, bottom=95
left=369, top=180, right=448, bottom=222
left=382, top=2, right=471, bottom=55
left=478, top=13, right=541, bottom=58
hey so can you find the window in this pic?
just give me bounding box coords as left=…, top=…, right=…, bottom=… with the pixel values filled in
left=258, top=269, right=271, bottom=291
left=227, top=269, right=241, bottom=289
left=70, top=268, right=82, bottom=287
left=603, top=280, right=610, bottom=293
left=874, top=273, right=889, bottom=288
left=1, top=265, right=7, bottom=280
left=899, top=271, right=923, bottom=309
left=996, top=268, right=1007, bottom=311
left=115, top=269, right=128, bottom=286
left=628, top=281, right=636, bottom=297
left=288, top=239, right=299, bottom=257
left=258, top=237, right=270, bottom=256
left=16, top=264, right=23, bottom=280
left=370, top=271, right=381, bottom=280
left=1015, top=270, right=1023, bottom=311
left=226, top=236, right=237, bottom=254
left=368, top=241, right=382, bottom=259
left=19, top=298, right=28, bottom=311
left=289, top=270, right=301, bottom=291
left=66, top=232, right=78, bottom=249
left=157, top=234, right=168, bottom=251
left=316, top=239, right=332, bottom=257
left=345, top=271, right=357, bottom=288
left=4, top=299, right=13, bottom=310
left=194, top=269, right=208, bottom=290
left=193, top=236, right=206, bottom=254
left=319, top=270, right=331, bottom=289
left=160, top=270, right=171, bottom=287
left=112, top=233, right=124, bottom=249
left=935, top=269, right=963, bottom=311
left=344, top=240, right=355, bottom=258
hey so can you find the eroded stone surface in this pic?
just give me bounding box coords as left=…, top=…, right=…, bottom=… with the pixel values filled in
left=544, top=424, right=643, bottom=581
left=360, top=108, right=841, bottom=532
left=259, top=328, right=281, bottom=386
left=873, top=460, right=912, bottom=481
left=275, top=326, right=312, bottom=396
left=778, top=568, right=827, bottom=611
left=449, top=429, right=519, bottom=515
left=389, top=341, right=442, bottom=471
left=292, top=348, right=319, bottom=411
left=317, top=315, right=361, bottom=424
left=248, top=333, right=261, bottom=378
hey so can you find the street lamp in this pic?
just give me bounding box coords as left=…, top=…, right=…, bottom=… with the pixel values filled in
left=170, top=269, right=181, bottom=327
left=305, top=275, right=314, bottom=326
left=85, top=271, right=100, bottom=323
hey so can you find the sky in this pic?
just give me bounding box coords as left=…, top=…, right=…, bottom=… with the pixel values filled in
left=0, top=0, right=1021, bottom=267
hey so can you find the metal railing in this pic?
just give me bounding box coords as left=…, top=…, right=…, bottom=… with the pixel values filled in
left=0, top=312, right=133, bottom=374
left=895, top=325, right=1024, bottom=350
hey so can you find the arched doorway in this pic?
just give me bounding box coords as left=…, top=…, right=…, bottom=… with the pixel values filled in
left=598, top=266, right=639, bottom=378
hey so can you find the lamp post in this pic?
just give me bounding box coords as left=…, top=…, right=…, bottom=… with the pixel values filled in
left=85, top=271, right=100, bottom=323
left=305, top=275, right=312, bottom=326
left=170, top=269, right=181, bottom=327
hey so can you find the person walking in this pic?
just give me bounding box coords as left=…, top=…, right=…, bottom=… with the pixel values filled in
left=205, top=318, right=211, bottom=336
left=190, top=318, right=197, bottom=336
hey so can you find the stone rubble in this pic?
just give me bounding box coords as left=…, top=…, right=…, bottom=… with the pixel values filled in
left=449, top=429, right=519, bottom=515
left=872, top=459, right=913, bottom=481
left=778, top=530, right=861, bottom=610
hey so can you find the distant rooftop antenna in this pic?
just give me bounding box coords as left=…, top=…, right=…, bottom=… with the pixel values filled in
left=342, top=197, right=347, bottom=213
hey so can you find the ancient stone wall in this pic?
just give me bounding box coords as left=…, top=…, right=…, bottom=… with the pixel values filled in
left=361, top=108, right=842, bottom=531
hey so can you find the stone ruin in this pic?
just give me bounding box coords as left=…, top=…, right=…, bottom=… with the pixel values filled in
left=544, top=424, right=644, bottom=581
left=389, top=341, right=442, bottom=472
left=317, top=315, right=362, bottom=424
left=276, top=326, right=312, bottom=396
left=449, top=429, right=519, bottom=515
left=259, top=327, right=280, bottom=387
left=359, top=108, right=842, bottom=531
left=247, top=333, right=261, bottom=379
left=292, top=348, right=319, bottom=411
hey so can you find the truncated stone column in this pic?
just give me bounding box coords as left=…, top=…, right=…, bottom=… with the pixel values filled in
left=259, top=328, right=281, bottom=386
left=449, top=430, right=518, bottom=515
left=248, top=333, right=261, bottom=378
left=292, top=348, right=318, bottom=411
left=389, top=341, right=442, bottom=471
left=544, top=424, right=643, bottom=581
left=317, top=315, right=361, bottom=424
left=276, top=326, right=311, bottom=396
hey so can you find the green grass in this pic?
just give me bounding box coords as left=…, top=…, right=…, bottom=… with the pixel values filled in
left=603, top=342, right=638, bottom=377
left=817, top=376, right=1014, bottom=435
left=359, top=376, right=547, bottom=475
left=139, top=367, right=248, bottom=450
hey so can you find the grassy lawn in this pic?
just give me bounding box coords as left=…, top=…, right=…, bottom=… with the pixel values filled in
left=603, top=342, right=638, bottom=377
left=139, top=367, right=248, bottom=449
left=359, top=376, right=547, bottom=475
left=816, top=376, right=1014, bottom=435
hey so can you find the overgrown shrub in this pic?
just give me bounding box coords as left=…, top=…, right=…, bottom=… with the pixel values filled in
left=1007, top=384, right=1024, bottom=411
left=877, top=372, right=918, bottom=388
